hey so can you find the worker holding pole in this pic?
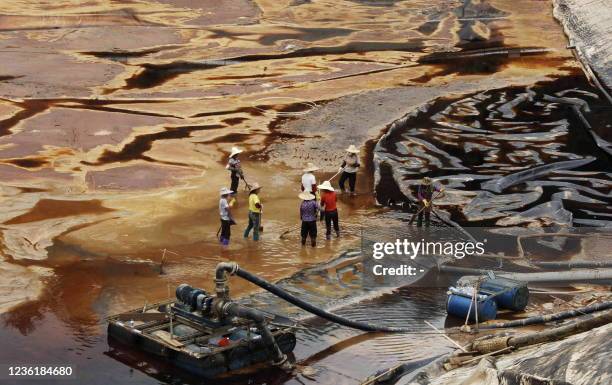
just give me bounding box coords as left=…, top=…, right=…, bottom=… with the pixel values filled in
left=244, top=183, right=262, bottom=241
left=416, top=177, right=444, bottom=227
left=338, top=145, right=360, bottom=195
left=226, top=147, right=245, bottom=194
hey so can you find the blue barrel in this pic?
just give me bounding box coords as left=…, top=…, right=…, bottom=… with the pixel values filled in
left=446, top=293, right=497, bottom=322
left=479, top=278, right=529, bottom=311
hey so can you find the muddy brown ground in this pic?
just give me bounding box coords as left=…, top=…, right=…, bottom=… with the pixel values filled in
left=0, top=1, right=604, bottom=384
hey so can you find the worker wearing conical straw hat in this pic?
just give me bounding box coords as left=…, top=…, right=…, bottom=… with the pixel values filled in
left=318, top=180, right=340, bottom=240
left=416, top=177, right=444, bottom=227
left=301, top=162, right=319, bottom=194
left=338, top=145, right=360, bottom=195
left=244, top=183, right=262, bottom=241
left=226, top=147, right=244, bottom=194
left=299, top=191, right=318, bottom=247
left=218, top=187, right=235, bottom=246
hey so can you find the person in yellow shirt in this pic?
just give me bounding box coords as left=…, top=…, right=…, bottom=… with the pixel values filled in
left=244, top=182, right=262, bottom=241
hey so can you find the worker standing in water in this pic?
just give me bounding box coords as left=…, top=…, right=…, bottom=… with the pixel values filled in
left=219, top=187, right=235, bottom=246
left=226, top=147, right=244, bottom=194
left=301, top=162, right=319, bottom=194
left=338, top=145, right=360, bottom=195
left=416, top=177, right=443, bottom=227
left=318, top=180, right=339, bottom=240
left=244, top=183, right=262, bottom=241
left=299, top=191, right=318, bottom=247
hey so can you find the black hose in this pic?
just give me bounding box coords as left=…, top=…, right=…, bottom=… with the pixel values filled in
left=481, top=301, right=612, bottom=329
left=234, top=267, right=413, bottom=333
left=224, top=302, right=286, bottom=364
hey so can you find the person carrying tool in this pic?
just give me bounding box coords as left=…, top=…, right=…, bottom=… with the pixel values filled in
left=243, top=182, right=262, bottom=241
left=219, top=187, right=235, bottom=246
left=301, top=162, right=319, bottom=194
left=299, top=191, right=318, bottom=247
left=318, top=180, right=339, bottom=240
left=416, top=177, right=444, bottom=227
left=338, top=145, right=360, bottom=195
left=226, top=147, right=245, bottom=194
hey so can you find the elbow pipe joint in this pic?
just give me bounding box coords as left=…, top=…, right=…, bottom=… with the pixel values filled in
left=215, top=262, right=238, bottom=300
left=224, top=302, right=287, bottom=366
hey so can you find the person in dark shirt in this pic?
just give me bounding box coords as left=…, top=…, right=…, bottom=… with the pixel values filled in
left=416, top=177, right=443, bottom=227
left=299, top=191, right=318, bottom=247
left=226, top=147, right=243, bottom=194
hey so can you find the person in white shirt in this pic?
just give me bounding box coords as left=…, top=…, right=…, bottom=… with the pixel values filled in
left=218, top=187, right=235, bottom=246
left=301, top=162, right=319, bottom=194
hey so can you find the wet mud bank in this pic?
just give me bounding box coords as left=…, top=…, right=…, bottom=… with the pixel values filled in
left=0, top=0, right=608, bottom=384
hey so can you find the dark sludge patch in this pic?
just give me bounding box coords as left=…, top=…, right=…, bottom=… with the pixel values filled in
left=0, top=97, right=182, bottom=138
left=4, top=199, right=114, bottom=225
left=0, top=99, right=50, bottom=137
left=0, top=75, right=23, bottom=81
left=196, top=132, right=252, bottom=145
left=110, top=61, right=224, bottom=92
left=1, top=157, right=49, bottom=169
left=192, top=106, right=262, bottom=118
left=111, top=40, right=426, bottom=90
left=80, top=44, right=185, bottom=61
left=222, top=117, right=249, bottom=125
left=412, top=47, right=563, bottom=83
left=17, top=186, right=47, bottom=193
left=207, top=26, right=354, bottom=46
left=83, top=124, right=225, bottom=165
left=416, top=21, right=440, bottom=36
left=206, top=73, right=281, bottom=81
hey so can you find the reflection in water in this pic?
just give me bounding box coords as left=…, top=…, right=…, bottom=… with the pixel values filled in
left=0, top=250, right=451, bottom=385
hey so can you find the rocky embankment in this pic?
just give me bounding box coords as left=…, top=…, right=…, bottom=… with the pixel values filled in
left=553, top=0, right=612, bottom=100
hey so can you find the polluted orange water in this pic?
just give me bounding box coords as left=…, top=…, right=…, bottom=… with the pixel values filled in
left=0, top=0, right=610, bottom=384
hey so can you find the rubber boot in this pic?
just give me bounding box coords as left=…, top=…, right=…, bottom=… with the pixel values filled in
left=335, top=230, right=340, bottom=238
left=301, top=238, right=306, bottom=246
left=311, top=240, right=316, bottom=247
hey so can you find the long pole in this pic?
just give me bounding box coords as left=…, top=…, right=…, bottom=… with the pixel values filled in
left=328, top=167, right=345, bottom=182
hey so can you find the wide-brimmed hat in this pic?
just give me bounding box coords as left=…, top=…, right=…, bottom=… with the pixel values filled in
left=220, top=187, right=233, bottom=196
left=318, top=180, right=334, bottom=191
left=345, top=144, right=360, bottom=153
left=229, top=146, right=243, bottom=158
left=303, top=162, right=319, bottom=172
left=298, top=191, right=315, bottom=200
left=422, top=177, right=432, bottom=185
left=249, top=182, right=262, bottom=192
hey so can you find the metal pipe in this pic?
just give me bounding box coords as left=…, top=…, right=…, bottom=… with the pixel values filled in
left=472, top=309, right=612, bottom=353
left=481, top=301, right=612, bottom=329
left=533, top=261, right=612, bottom=269
left=215, top=262, right=238, bottom=300
left=439, top=265, right=612, bottom=283
left=508, top=309, right=612, bottom=348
